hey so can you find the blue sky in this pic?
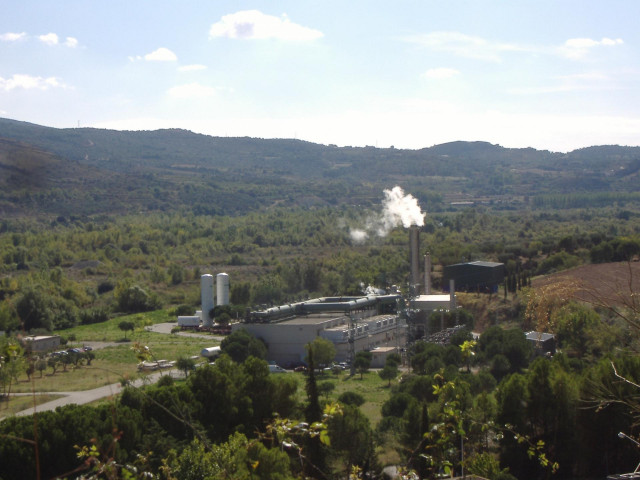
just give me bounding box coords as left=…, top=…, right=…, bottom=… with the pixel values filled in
left=1, top=1, right=638, bottom=152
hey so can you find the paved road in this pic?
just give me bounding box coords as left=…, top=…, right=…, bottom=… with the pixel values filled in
left=145, top=322, right=225, bottom=341
left=8, top=370, right=183, bottom=418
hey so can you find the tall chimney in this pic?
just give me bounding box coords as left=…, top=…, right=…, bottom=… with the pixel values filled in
left=424, top=252, right=431, bottom=295
left=410, top=225, right=420, bottom=296
left=449, top=279, right=456, bottom=310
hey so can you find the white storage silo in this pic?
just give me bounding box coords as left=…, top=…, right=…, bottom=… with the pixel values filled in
left=201, top=274, right=215, bottom=327
left=216, top=272, right=230, bottom=306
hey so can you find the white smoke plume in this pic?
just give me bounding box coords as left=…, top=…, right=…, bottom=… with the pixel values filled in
left=348, top=186, right=425, bottom=243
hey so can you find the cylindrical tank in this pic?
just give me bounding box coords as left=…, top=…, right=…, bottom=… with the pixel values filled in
left=217, top=273, right=230, bottom=306
left=201, top=274, right=215, bottom=327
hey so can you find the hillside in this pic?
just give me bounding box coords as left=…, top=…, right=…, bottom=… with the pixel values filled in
left=1, top=117, right=640, bottom=217
left=532, top=261, right=640, bottom=309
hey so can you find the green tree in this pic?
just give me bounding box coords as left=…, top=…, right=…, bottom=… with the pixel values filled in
left=318, top=380, right=336, bottom=399
left=378, top=362, right=399, bottom=387
left=220, top=328, right=267, bottom=363
left=35, top=358, right=47, bottom=377
left=327, top=404, right=376, bottom=478
left=354, top=351, right=372, bottom=379
left=115, top=282, right=160, bottom=313
left=0, top=339, right=23, bottom=398
left=176, top=356, right=195, bottom=377
left=118, top=320, right=135, bottom=339
left=305, top=336, right=336, bottom=368
left=47, top=356, right=59, bottom=375
left=171, top=433, right=295, bottom=480
left=15, top=287, right=54, bottom=331
left=460, top=339, right=477, bottom=373
left=337, top=391, right=365, bottom=407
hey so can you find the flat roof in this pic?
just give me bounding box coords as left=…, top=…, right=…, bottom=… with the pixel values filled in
left=413, top=294, right=451, bottom=302
left=271, top=313, right=348, bottom=326
left=447, top=261, right=503, bottom=268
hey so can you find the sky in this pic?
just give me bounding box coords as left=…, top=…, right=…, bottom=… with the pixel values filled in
left=1, top=1, right=639, bottom=152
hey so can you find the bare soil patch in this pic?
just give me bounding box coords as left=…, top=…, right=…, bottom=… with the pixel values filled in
left=532, top=261, right=640, bottom=308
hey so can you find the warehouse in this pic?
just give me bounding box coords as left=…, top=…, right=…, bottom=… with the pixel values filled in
left=442, top=261, right=505, bottom=293
left=234, top=295, right=406, bottom=365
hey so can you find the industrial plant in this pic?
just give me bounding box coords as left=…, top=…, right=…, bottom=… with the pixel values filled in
left=178, top=220, right=504, bottom=367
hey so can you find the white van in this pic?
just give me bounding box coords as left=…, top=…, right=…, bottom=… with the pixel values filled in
left=268, top=364, right=287, bottom=373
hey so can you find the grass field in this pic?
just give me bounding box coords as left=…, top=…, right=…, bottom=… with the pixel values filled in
left=0, top=394, right=64, bottom=418
left=10, top=309, right=400, bottom=440
left=12, top=310, right=218, bottom=394
left=307, top=368, right=400, bottom=427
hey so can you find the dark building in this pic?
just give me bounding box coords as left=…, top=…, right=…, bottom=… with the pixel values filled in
left=443, top=261, right=505, bottom=293
left=525, top=331, right=556, bottom=356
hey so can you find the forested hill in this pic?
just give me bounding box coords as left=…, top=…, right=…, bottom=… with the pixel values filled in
left=1, top=117, right=639, bottom=217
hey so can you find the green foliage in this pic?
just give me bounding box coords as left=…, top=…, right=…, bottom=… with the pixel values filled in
left=337, top=391, right=366, bottom=407
left=326, top=403, right=376, bottom=477
left=305, top=336, right=336, bottom=367
left=318, top=380, right=336, bottom=399
left=171, top=433, right=295, bottom=480
left=354, top=351, right=372, bottom=379
left=466, top=452, right=511, bottom=480
left=115, top=282, right=160, bottom=313
left=220, top=329, right=267, bottom=363
left=118, top=320, right=135, bottom=339
left=477, top=326, right=531, bottom=379
left=15, top=287, right=54, bottom=331
left=176, top=356, right=196, bottom=377
left=378, top=362, right=399, bottom=386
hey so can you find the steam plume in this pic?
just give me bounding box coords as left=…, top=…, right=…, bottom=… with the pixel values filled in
left=349, top=186, right=425, bottom=243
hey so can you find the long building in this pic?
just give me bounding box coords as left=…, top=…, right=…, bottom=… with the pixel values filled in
left=234, top=295, right=406, bottom=365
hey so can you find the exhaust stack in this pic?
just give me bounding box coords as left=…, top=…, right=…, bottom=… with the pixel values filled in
left=424, top=252, right=431, bottom=295
left=410, top=225, right=420, bottom=296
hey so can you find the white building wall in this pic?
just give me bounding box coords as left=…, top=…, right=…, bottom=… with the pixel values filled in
left=235, top=316, right=407, bottom=365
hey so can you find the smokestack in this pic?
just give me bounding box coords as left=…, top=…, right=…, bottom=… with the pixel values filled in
left=449, top=279, right=456, bottom=310
left=424, top=252, right=431, bottom=295
left=410, top=225, right=420, bottom=296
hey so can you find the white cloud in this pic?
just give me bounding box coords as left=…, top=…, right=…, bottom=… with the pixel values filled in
left=0, top=32, right=27, bottom=42
left=38, top=32, right=59, bottom=45
left=422, top=67, right=460, bottom=80
left=209, top=10, right=323, bottom=41
left=167, top=82, right=217, bottom=99
left=561, top=37, right=624, bottom=59
left=406, top=31, right=624, bottom=63
left=64, top=37, right=78, bottom=48
left=178, top=64, right=207, bottom=72
left=144, top=47, right=177, bottom=62
left=404, top=31, right=525, bottom=62
left=0, top=74, right=69, bottom=91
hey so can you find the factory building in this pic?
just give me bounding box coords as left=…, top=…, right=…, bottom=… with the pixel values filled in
left=235, top=295, right=405, bottom=365
left=22, top=335, right=61, bottom=353
left=442, top=261, right=505, bottom=293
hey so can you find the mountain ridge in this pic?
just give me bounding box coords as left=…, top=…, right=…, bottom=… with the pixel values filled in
left=1, top=117, right=639, bottom=218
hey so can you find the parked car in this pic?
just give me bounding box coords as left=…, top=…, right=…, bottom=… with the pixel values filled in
left=268, top=364, right=287, bottom=374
